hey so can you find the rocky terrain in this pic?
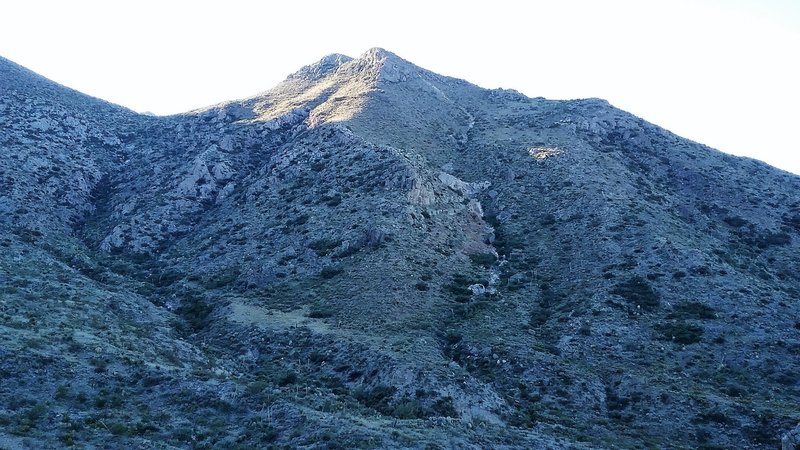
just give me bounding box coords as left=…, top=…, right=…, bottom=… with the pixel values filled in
left=1, top=48, right=799, bottom=449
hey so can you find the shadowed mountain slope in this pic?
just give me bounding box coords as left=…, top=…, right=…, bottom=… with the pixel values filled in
left=1, top=48, right=798, bottom=449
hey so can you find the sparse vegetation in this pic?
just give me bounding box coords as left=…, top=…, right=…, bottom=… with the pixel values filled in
left=309, top=238, right=342, bottom=256
left=307, top=305, right=334, bottom=318
left=175, top=292, right=213, bottom=332
left=611, top=276, right=660, bottom=311
left=669, top=302, right=716, bottom=320
left=445, top=273, right=483, bottom=303
left=319, top=265, right=343, bottom=279
left=655, top=321, right=704, bottom=344
left=469, top=252, right=497, bottom=267
left=201, top=266, right=240, bottom=289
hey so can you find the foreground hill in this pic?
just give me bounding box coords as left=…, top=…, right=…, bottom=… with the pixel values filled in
left=1, top=49, right=798, bottom=449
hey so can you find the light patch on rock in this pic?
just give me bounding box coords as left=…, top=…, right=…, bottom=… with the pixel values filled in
left=528, top=146, right=563, bottom=160
left=438, top=171, right=491, bottom=197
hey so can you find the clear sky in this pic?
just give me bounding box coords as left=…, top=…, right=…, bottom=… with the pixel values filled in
left=2, top=0, right=799, bottom=174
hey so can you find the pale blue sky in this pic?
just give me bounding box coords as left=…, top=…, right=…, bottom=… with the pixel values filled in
left=1, top=0, right=798, bottom=174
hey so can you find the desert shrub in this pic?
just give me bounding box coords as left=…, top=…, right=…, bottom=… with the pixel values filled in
left=692, top=410, right=732, bottom=425
left=13, top=227, right=43, bottom=244
left=391, top=399, right=425, bottom=419
left=689, top=266, right=712, bottom=276
left=319, top=265, right=343, bottom=279
left=611, top=276, right=660, bottom=311
left=108, top=423, right=129, bottom=436
left=655, top=321, right=703, bottom=344
left=152, top=269, right=184, bottom=287
left=201, top=266, right=240, bottom=289
left=669, top=302, right=716, bottom=320
left=784, top=214, right=800, bottom=231
left=307, top=306, right=334, bottom=318
left=735, top=228, right=792, bottom=249
left=277, top=372, right=297, bottom=386
left=431, top=396, right=458, bottom=418
left=355, top=385, right=397, bottom=414
left=309, top=161, right=325, bottom=172
left=309, top=238, right=342, bottom=256
left=529, top=307, right=550, bottom=327
left=16, top=403, right=47, bottom=432
left=54, top=384, right=70, bottom=400
left=176, top=293, right=213, bottom=332
left=508, top=407, right=540, bottom=428
left=442, top=331, right=462, bottom=347
left=286, top=214, right=309, bottom=226
left=60, top=434, right=75, bottom=446
left=469, top=252, right=496, bottom=267
left=540, top=214, right=557, bottom=226
left=309, top=351, right=327, bottom=364
left=485, top=214, right=523, bottom=256
left=723, top=216, right=748, bottom=227
left=238, top=417, right=278, bottom=444
left=323, top=194, right=342, bottom=207
left=756, top=232, right=791, bottom=248
left=445, top=273, right=483, bottom=303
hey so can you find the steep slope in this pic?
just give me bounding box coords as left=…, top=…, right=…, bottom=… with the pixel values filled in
left=1, top=49, right=798, bottom=449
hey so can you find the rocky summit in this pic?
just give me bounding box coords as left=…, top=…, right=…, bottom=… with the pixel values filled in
left=1, top=48, right=799, bottom=449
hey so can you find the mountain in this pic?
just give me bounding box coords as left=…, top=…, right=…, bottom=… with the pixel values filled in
left=1, top=48, right=799, bottom=449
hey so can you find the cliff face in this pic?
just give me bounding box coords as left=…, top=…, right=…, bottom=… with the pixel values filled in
left=1, top=49, right=798, bottom=449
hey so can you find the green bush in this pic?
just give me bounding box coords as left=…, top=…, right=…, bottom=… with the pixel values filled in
left=309, top=238, right=342, bottom=256
left=176, top=293, right=213, bottom=332
left=391, top=399, right=425, bottom=419
left=355, top=385, right=397, bottom=414
left=723, top=216, right=748, bottom=227
left=277, top=372, right=298, bottom=386
left=692, top=410, right=732, bottom=425
left=319, top=265, right=343, bottom=279
left=611, top=276, right=660, bottom=311
left=784, top=214, right=800, bottom=231
left=109, top=423, right=129, bottom=436
left=529, top=307, right=550, bottom=327
left=201, top=266, right=240, bottom=289
left=655, top=321, right=703, bottom=344
left=469, top=252, right=497, bottom=267
left=756, top=232, right=791, bottom=248
left=307, top=306, right=334, bottom=318
left=431, top=396, right=458, bottom=418
left=540, top=214, right=557, bottom=226
left=668, top=302, right=716, bottom=320
left=445, top=273, right=483, bottom=303
left=285, top=214, right=309, bottom=226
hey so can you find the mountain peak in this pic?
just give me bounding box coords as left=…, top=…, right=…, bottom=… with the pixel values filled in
left=361, top=47, right=399, bottom=60
left=358, top=47, right=414, bottom=69
left=283, top=48, right=420, bottom=86
left=287, top=53, right=353, bottom=81
left=345, top=47, right=420, bottom=83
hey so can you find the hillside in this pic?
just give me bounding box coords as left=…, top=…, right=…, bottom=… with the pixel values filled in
left=1, top=48, right=798, bottom=449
